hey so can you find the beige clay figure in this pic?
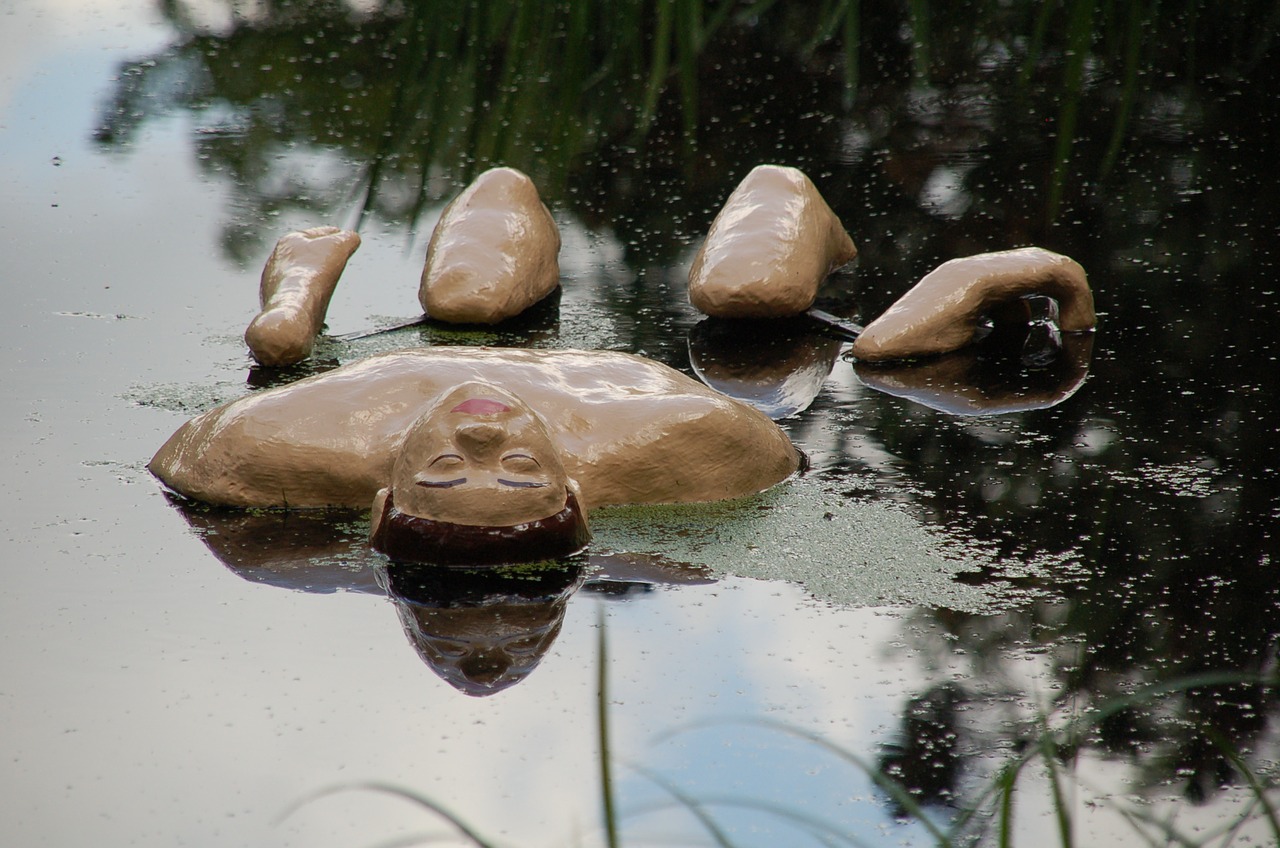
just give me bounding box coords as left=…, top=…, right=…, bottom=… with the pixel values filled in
left=685, top=168, right=1093, bottom=364
left=150, top=347, right=800, bottom=564
left=418, top=167, right=562, bottom=324
left=688, top=165, right=858, bottom=318
left=244, top=226, right=361, bottom=366
left=850, top=247, right=1095, bottom=362
left=164, top=168, right=1097, bottom=568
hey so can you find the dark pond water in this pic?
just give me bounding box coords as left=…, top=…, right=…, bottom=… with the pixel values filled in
left=3, top=2, right=1278, bottom=846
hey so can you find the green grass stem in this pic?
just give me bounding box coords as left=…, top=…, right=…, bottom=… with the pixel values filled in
left=907, top=0, right=931, bottom=84
left=1036, top=714, right=1074, bottom=848
left=596, top=607, right=621, bottom=848
left=637, top=0, right=674, bottom=134
left=843, top=0, right=860, bottom=107
left=997, top=761, right=1018, bottom=848
left=1098, top=0, right=1148, bottom=180
left=1212, top=732, right=1280, bottom=846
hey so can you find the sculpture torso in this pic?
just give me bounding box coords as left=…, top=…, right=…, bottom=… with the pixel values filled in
left=149, top=347, right=800, bottom=513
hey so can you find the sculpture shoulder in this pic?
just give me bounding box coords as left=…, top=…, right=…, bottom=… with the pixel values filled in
left=147, top=347, right=797, bottom=510
left=557, top=370, right=800, bottom=508
left=147, top=359, right=430, bottom=507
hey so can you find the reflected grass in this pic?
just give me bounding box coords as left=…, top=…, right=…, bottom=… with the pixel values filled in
left=103, top=0, right=1279, bottom=254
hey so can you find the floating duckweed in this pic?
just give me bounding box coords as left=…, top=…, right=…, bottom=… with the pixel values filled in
left=590, top=474, right=1033, bottom=613
left=123, top=380, right=246, bottom=414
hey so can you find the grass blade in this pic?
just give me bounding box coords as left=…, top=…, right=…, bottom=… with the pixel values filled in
left=280, top=781, right=500, bottom=848
left=1047, top=0, right=1095, bottom=223
left=997, top=761, right=1017, bottom=848
left=1212, top=731, right=1280, bottom=846
left=627, top=761, right=741, bottom=848
left=659, top=716, right=951, bottom=846
left=597, top=606, right=621, bottom=848
left=1036, top=716, right=1073, bottom=848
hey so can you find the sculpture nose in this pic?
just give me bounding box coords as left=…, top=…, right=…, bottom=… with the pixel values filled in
left=455, top=421, right=505, bottom=455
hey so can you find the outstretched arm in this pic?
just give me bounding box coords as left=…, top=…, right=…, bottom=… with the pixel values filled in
left=244, top=226, right=361, bottom=366
left=850, top=247, right=1093, bottom=362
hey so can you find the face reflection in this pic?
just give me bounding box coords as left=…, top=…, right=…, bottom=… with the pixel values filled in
left=398, top=603, right=567, bottom=696
left=391, top=382, right=570, bottom=526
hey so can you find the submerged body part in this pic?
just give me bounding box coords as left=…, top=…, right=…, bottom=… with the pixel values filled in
left=150, top=347, right=800, bottom=563
left=850, top=247, right=1094, bottom=362
left=243, top=226, right=361, bottom=366
left=688, top=164, right=857, bottom=318
left=419, top=167, right=562, bottom=324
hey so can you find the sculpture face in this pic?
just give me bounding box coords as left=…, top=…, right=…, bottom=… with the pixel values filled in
left=390, top=382, right=571, bottom=527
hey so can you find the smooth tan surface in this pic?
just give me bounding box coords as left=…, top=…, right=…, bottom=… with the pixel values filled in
left=850, top=247, right=1094, bottom=361
left=244, top=227, right=361, bottom=366
left=380, top=382, right=575, bottom=527
left=419, top=167, right=561, bottom=324
left=149, top=347, right=800, bottom=519
left=688, top=165, right=857, bottom=318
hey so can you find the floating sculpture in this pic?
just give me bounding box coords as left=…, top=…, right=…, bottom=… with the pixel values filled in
left=159, top=163, right=1101, bottom=569
left=150, top=347, right=800, bottom=564
left=244, top=226, right=361, bottom=366
left=688, top=165, right=858, bottom=318
left=687, top=170, right=1094, bottom=362
left=418, top=166, right=561, bottom=324
left=850, top=248, right=1095, bottom=361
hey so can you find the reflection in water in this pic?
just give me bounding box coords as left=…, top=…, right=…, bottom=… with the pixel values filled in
left=878, top=682, right=963, bottom=813
left=102, top=0, right=1280, bottom=839
left=381, top=561, right=585, bottom=697
left=170, top=497, right=714, bottom=695
left=171, top=497, right=381, bottom=594
left=687, top=317, right=842, bottom=419
left=384, top=555, right=715, bottom=696
left=852, top=330, right=1093, bottom=415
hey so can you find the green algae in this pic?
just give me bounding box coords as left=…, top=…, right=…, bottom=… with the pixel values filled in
left=123, top=379, right=247, bottom=415
left=589, top=473, right=1034, bottom=614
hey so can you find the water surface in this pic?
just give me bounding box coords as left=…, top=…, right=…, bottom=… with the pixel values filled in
left=2, top=1, right=1278, bottom=846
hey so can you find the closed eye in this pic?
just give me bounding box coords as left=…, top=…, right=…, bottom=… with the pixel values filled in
left=498, top=479, right=548, bottom=488
left=502, top=452, right=542, bottom=472
left=430, top=453, right=464, bottom=467
left=417, top=478, right=466, bottom=488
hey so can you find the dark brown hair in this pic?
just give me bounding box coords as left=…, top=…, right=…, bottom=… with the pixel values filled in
left=370, top=489, right=590, bottom=565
